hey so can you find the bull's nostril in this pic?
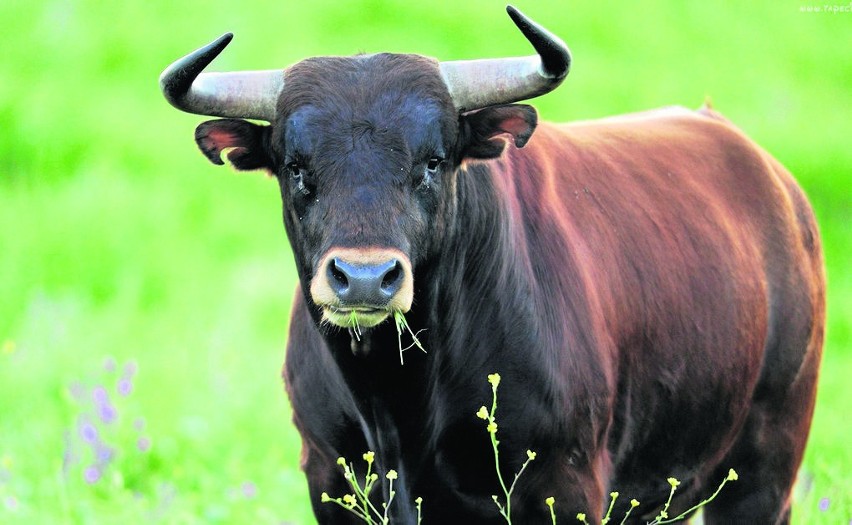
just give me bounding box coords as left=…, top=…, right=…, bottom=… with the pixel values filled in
left=381, top=261, right=403, bottom=293
left=330, top=259, right=349, bottom=289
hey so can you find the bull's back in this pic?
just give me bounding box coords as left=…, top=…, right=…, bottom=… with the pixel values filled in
left=506, top=107, right=824, bottom=486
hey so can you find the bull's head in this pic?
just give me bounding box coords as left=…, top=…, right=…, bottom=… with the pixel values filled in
left=160, top=6, right=569, bottom=331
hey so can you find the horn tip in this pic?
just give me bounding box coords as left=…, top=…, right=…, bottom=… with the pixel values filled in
left=504, top=4, right=571, bottom=81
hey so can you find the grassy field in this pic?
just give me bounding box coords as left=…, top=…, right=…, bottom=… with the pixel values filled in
left=1, top=0, right=849, bottom=523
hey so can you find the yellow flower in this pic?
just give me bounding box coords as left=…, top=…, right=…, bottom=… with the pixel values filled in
left=342, top=494, right=357, bottom=507
left=545, top=496, right=555, bottom=507
left=487, top=421, right=498, bottom=434
left=630, top=499, right=640, bottom=507
left=667, top=477, right=680, bottom=488
left=727, top=468, right=739, bottom=481
left=487, top=373, right=501, bottom=388
left=386, top=469, right=398, bottom=481
left=415, top=497, right=423, bottom=505
left=610, top=491, right=619, bottom=499
left=576, top=513, right=587, bottom=522
left=527, top=450, right=537, bottom=461
left=476, top=406, right=489, bottom=420
left=363, top=451, right=375, bottom=464
left=337, top=457, right=347, bottom=466
left=659, top=511, right=668, bottom=519
left=320, top=492, right=331, bottom=502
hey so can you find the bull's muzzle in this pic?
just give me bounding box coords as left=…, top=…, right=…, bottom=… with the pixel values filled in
left=310, top=248, right=414, bottom=328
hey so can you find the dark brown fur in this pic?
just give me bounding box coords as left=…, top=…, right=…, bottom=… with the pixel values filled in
left=195, top=56, right=824, bottom=524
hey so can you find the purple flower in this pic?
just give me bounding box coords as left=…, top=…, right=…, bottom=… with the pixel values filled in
left=93, top=386, right=117, bottom=424
left=4, top=496, right=19, bottom=511
left=117, top=378, right=133, bottom=397
left=123, top=361, right=138, bottom=378
left=103, top=357, right=116, bottom=373
left=84, top=465, right=101, bottom=484
left=818, top=497, right=830, bottom=512
left=241, top=481, right=257, bottom=499
left=78, top=416, right=99, bottom=444
left=68, top=382, right=85, bottom=401
left=137, top=437, right=151, bottom=452
left=94, top=442, right=114, bottom=464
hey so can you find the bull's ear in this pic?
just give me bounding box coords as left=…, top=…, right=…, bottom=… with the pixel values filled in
left=195, top=119, right=273, bottom=171
left=459, top=104, right=538, bottom=160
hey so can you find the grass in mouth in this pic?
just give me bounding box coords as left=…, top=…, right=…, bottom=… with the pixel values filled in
left=345, top=309, right=425, bottom=365
left=348, top=310, right=362, bottom=341
left=393, top=310, right=426, bottom=365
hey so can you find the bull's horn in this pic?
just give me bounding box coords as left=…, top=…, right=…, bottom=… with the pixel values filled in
left=159, top=33, right=283, bottom=121
left=440, top=5, right=571, bottom=112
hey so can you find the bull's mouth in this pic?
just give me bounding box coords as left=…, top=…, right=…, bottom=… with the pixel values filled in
left=322, top=305, right=392, bottom=329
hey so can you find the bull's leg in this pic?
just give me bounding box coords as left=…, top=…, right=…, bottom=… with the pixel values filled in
left=702, top=349, right=820, bottom=525
left=302, top=438, right=371, bottom=525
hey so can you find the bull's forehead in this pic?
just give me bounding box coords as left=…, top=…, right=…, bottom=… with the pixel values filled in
left=277, top=53, right=457, bottom=152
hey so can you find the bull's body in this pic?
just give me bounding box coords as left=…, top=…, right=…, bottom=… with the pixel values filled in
left=161, top=7, right=824, bottom=524
left=285, top=107, right=824, bottom=523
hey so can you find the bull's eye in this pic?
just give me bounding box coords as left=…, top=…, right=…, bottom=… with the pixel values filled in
left=417, top=156, right=444, bottom=190
left=426, top=156, right=443, bottom=173
left=286, top=162, right=314, bottom=196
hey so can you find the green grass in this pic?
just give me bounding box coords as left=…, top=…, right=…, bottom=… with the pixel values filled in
left=0, top=1, right=849, bottom=523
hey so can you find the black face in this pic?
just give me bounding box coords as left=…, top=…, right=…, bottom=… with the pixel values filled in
left=276, top=55, right=456, bottom=270
left=194, top=53, right=537, bottom=330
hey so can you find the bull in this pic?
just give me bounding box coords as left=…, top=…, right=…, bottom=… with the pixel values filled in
left=160, top=6, right=825, bottom=524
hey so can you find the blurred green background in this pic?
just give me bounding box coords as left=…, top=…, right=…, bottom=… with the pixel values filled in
left=1, top=0, right=849, bottom=523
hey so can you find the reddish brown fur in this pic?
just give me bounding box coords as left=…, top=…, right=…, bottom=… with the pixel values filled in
left=193, top=56, right=824, bottom=524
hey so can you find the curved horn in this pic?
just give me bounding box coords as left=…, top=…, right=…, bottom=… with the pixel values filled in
left=440, top=5, right=571, bottom=112
left=159, top=33, right=283, bottom=121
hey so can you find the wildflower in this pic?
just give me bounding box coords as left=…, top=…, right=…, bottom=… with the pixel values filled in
left=84, top=465, right=102, bottom=484
left=386, top=469, right=398, bottom=481
left=727, top=468, right=738, bottom=481
left=321, top=492, right=331, bottom=502
left=123, top=361, right=138, bottom=378
left=818, top=497, right=830, bottom=512
left=659, top=511, right=668, bottom=519
left=527, top=450, right=537, bottom=460
left=337, top=457, right=346, bottom=466
left=610, top=491, right=619, bottom=499
left=78, top=416, right=99, bottom=444
left=630, top=499, right=640, bottom=507
left=576, top=513, right=587, bottom=522
left=103, top=357, right=116, bottom=373
left=476, top=406, right=489, bottom=420
left=94, top=442, right=114, bottom=463
left=487, top=373, right=501, bottom=388
left=4, top=496, right=19, bottom=511
left=117, top=378, right=133, bottom=397
left=487, top=421, right=498, bottom=434
left=342, top=494, right=357, bottom=507
left=363, top=451, right=375, bottom=464
left=137, top=437, right=151, bottom=452
left=92, top=386, right=117, bottom=424
left=667, top=477, right=680, bottom=488
left=241, top=481, right=257, bottom=499
left=415, top=497, right=423, bottom=504
left=545, top=496, right=555, bottom=506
